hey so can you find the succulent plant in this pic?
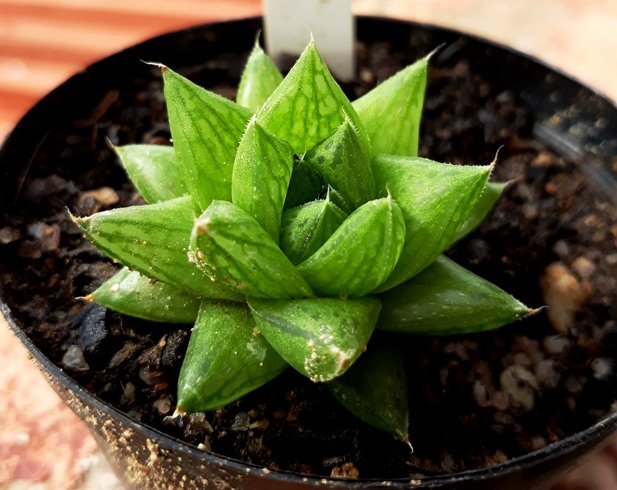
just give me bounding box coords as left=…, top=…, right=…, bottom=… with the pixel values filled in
left=73, top=40, right=535, bottom=443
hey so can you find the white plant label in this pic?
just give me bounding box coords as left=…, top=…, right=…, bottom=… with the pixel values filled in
left=263, top=0, right=354, bottom=81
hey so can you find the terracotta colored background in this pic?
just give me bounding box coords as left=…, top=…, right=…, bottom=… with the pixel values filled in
left=1, top=1, right=616, bottom=488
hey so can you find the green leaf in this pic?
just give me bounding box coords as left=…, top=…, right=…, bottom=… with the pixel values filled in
left=257, top=41, right=369, bottom=155
left=374, top=155, right=492, bottom=291
left=163, top=67, right=251, bottom=211
left=304, top=114, right=375, bottom=209
left=189, top=200, right=314, bottom=299
left=378, top=255, right=534, bottom=335
left=88, top=267, right=200, bottom=323
left=232, top=118, right=295, bottom=241
left=352, top=55, right=428, bottom=156
left=248, top=297, right=380, bottom=382
left=297, top=197, right=405, bottom=296
left=328, top=340, right=409, bottom=441
left=450, top=181, right=510, bottom=245
left=280, top=197, right=347, bottom=265
left=236, top=43, right=283, bottom=112
left=72, top=196, right=241, bottom=301
left=283, top=158, right=325, bottom=210
left=327, top=187, right=353, bottom=214
left=177, top=301, right=287, bottom=412
left=115, top=145, right=186, bottom=204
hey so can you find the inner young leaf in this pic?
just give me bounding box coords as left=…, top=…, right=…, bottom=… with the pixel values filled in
left=304, top=114, right=376, bottom=210
left=297, top=197, right=406, bottom=297
left=232, top=118, right=295, bottom=241
left=280, top=197, right=347, bottom=265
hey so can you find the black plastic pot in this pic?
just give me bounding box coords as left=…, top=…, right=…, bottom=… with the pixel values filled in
left=1, top=16, right=616, bottom=490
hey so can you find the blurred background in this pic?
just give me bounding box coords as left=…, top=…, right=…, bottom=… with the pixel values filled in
left=1, top=1, right=616, bottom=488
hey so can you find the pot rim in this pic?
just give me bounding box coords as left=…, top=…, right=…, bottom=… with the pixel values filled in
left=1, top=15, right=616, bottom=487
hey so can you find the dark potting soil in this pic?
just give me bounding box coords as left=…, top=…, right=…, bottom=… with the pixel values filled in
left=1, top=32, right=617, bottom=480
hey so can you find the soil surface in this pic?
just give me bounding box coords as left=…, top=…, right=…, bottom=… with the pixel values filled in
left=1, top=34, right=617, bottom=480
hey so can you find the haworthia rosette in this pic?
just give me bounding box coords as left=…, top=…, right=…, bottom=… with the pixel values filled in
left=163, top=67, right=251, bottom=211
left=232, top=118, right=295, bottom=241
left=71, top=196, right=241, bottom=300
left=297, top=197, right=405, bottom=297
left=115, top=145, right=186, bottom=204
left=236, top=43, right=283, bottom=112
left=88, top=267, right=200, bottom=323
left=248, top=296, right=381, bottom=382
left=373, top=155, right=492, bottom=291
left=189, top=200, right=314, bottom=299
left=378, top=255, right=534, bottom=335
left=177, top=301, right=287, bottom=412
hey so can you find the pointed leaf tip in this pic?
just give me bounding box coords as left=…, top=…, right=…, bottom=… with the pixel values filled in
left=328, top=340, right=409, bottom=441
left=248, top=297, right=380, bottom=382
left=378, top=255, right=534, bottom=335
left=237, top=43, right=283, bottom=112
left=374, top=155, right=492, bottom=290
left=257, top=41, right=369, bottom=155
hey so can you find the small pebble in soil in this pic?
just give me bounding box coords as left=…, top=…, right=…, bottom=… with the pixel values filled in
left=62, top=345, right=90, bottom=372
left=153, top=396, right=173, bottom=415
left=82, top=186, right=120, bottom=207
left=330, top=462, right=360, bottom=479
left=120, top=382, right=136, bottom=405
left=500, top=365, right=539, bottom=411
left=591, top=358, right=613, bottom=380
left=540, top=262, right=589, bottom=334
left=543, top=335, right=571, bottom=355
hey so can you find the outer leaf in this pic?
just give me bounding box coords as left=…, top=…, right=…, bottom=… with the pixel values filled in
left=352, top=55, right=428, bottom=156
left=297, top=197, right=405, bottom=296
left=189, top=201, right=313, bottom=299
left=374, top=155, right=492, bottom=291
left=450, top=181, right=510, bottom=245
left=378, top=255, right=534, bottom=335
left=257, top=41, right=370, bottom=155
left=236, top=43, right=283, bottom=112
left=283, top=158, right=325, bottom=210
left=304, top=115, right=375, bottom=209
left=280, top=197, right=347, bottom=265
left=328, top=340, right=409, bottom=441
left=72, top=196, right=241, bottom=300
left=177, top=301, right=287, bottom=412
left=115, top=145, right=186, bottom=203
left=88, top=267, right=200, bottom=323
left=248, top=297, right=380, bottom=382
left=232, top=118, right=295, bottom=240
left=163, top=67, right=251, bottom=210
